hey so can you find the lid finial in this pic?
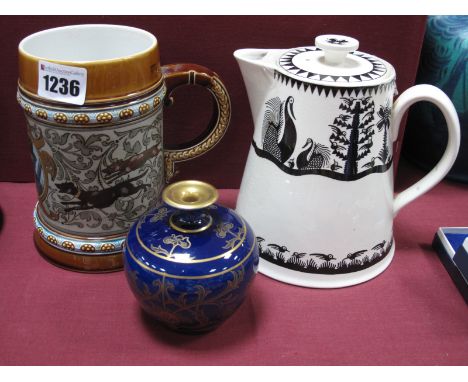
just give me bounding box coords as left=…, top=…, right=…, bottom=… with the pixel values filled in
left=162, top=180, right=219, bottom=210
left=315, top=35, right=359, bottom=65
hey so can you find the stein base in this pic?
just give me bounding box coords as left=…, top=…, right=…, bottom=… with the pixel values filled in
left=258, top=241, right=395, bottom=288
left=33, top=231, right=123, bottom=273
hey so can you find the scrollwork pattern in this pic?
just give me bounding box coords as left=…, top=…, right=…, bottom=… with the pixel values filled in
left=150, top=234, right=192, bottom=259
left=127, top=266, right=245, bottom=331
left=215, top=222, right=244, bottom=250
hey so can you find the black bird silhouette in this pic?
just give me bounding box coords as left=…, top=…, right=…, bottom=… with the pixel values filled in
left=310, top=253, right=336, bottom=262
left=331, top=141, right=346, bottom=152
left=337, top=114, right=352, bottom=122
left=346, top=249, right=367, bottom=260
left=362, top=157, right=378, bottom=169
left=358, top=136, right=373, bottom=151
left=361, top=125, right=374, bottom=136
left=277, top=96, right=297, bottom=163
left=262, top=97, right=284, bottom=162
left=331, top=126, right=349, bottom=142
left=262, top=96, right=297, bottom=164
left=326, top=38, right=348, bottom=45
left=296, top=138, right=330, bottom=170
left=268, top=244, right=289, bottom=253
left=330, top=160, right=343, bottom=171
left=371, top=240, right=386, bottom=251
left=291, top=252, right=306, bottom=259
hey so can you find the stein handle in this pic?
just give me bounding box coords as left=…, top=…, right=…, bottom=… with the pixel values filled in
left=161, top=63, right=231, bottom=182
left=392, top=84, right=460, bottom=216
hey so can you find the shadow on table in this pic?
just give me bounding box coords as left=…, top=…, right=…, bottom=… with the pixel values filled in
left=138, top=285, right=263, bottom=349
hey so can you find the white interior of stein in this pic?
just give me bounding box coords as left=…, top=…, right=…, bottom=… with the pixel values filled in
left=19, top=24, right=156, bottom=62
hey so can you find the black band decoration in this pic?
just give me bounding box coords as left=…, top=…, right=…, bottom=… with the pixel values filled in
left=274, top=71, right=396, bottom=96
left=252, top=141, right=392, bottom=181
left=257, top=237, right=393, bottom=275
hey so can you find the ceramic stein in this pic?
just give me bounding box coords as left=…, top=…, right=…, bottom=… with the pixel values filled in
left=234, top=34, right=460, bottom=288
left=17, top=25, right=230, bottom=272
left=124, top=180, right=259, bottom=333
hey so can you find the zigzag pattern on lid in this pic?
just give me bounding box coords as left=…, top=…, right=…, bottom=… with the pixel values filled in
left=279, top=48, right=387, bottom=83
left=274, top=71, right=396, bottom=97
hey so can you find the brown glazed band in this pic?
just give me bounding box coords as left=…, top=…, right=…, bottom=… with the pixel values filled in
left=17, top=76, right=165, bottom=107
left=34, top=231, right=123, bottom=272
left=18, top=27, right=162, bottom=104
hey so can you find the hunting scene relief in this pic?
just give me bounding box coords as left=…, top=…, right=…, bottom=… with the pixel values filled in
left=28, top=114, right=164, bottom=234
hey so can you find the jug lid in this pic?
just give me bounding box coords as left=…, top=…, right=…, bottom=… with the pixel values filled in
left=277, top=34, right=395, bottom=87
left=125, top=180, right=257, bottom=279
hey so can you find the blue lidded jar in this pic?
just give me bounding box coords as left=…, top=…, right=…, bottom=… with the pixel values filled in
left=123, top=180, right=259, bottom=333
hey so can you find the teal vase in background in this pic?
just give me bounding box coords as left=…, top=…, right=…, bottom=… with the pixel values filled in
left=403, top=16, right=467, bottom=181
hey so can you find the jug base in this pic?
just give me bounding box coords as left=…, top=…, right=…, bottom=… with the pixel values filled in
left=33, top=231, right=123, bottom=272
left=258, top=241, right=395, bottom=288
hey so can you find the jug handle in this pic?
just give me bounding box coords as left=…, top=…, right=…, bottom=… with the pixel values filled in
left=392, top=84, right=460, bottom=216
left=161, top=63, right=231, bottom=182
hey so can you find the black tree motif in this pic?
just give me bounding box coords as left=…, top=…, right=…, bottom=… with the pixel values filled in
left=329, top=96, right=375, bottom=177
left=376, top=102, right=392, bottom=163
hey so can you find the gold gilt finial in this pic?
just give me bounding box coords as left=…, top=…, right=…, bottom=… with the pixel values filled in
left=162, top=180, right=218, bottom=210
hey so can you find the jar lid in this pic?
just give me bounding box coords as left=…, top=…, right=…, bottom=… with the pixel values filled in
left=18, top=24, right=162, bottom=104
left=125, top=181, right=256, bottom=279
left=277, top=34, right=395, bottom=87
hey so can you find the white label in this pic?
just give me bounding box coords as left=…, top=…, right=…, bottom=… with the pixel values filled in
left=37, top=60, right=87, bottom=105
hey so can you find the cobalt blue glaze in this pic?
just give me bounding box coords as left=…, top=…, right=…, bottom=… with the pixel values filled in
left=123, top=202, right=259, bottom=333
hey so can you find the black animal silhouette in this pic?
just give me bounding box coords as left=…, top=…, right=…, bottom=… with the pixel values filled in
left=56, top=171, right=149, bottom=212
left=346, top=249, right=367, bottom=261
left=362, top=157, right=378, bottom=169
left=291, top=252, right=306, bottom=259
left=331, top=125, right=349, bottom=142
left=296, top=138, right=331, bottom=170
left=330, top=160, right=343, bottom=171
left=310, top=253, right=336, bottom=262
left=268, top=244, right=289, bottom=253
left=326, top=38, right=348, bottom=45
left=358, top=136, right=373, bottom=152
left=331, top=141, right=347, bottom=153
left=371, top=240, right=386, bottom=251
left=262, top=96, right=297, bottom=163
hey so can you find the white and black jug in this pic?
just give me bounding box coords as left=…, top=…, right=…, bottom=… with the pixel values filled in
left=234, top=34, right=460, bottom=288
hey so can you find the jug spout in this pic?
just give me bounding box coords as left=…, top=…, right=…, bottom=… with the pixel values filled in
left=234, top=48, right=282, bottom=123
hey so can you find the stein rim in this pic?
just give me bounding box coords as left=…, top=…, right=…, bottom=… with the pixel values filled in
left=18, top=24, right=157, bottom=64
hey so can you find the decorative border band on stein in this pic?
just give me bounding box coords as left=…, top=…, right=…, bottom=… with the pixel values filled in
left=17, top=85, right=166, bottom=127
left=257, top=236, right=394, bottom=275
left=34, top=207, right=125, bottom=255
